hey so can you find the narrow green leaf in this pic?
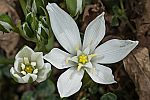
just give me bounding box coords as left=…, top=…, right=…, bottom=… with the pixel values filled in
left=0, top=14, right=15, bottom=32
left=32, top=0, right=37, bottom=13
left=23, top=22, right=35, bottom=38
left=19, top=0, right=27, bottom=15
left=0, top=14, right=14, bottom=26
left=45, top=35, right=54, bottom=52
left=66, top=0, right=77, bottom=16
left=35, top=0, right=45, bottom=15
left=0, top=24, right=9, bottom=32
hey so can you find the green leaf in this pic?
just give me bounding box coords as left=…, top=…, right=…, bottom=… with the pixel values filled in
left=32, top=0, right=37, bottom=13
left=0, top=14, right=14, bottom=26
left=0, top=24, right=10, bottom=32
left=19, top=0, right=28, bottom=15
left=111, top=16, right=119, bottom=26
left=45, top=35, right=54, bottom=52
left=39, top=16, right=48, bottom=28
left=36, top=80, right=55, bottom=97
left=17, top=20, right=37, bottom=42
left=21, top=91, right=35, bottom=100
left=0, top=14, right=14, bottom=32
left=40, top=6, right=52, bottom=35
left=35, top=0, right=45, bottom=15
left=23, top=22, right=35, bottom=38
left=100, top=92, right=117, bottom=100
left=66, top=0, right=77, bottom=16
left=26, top=12, right=33, bottom=24
left=26, top=12, right=39, bottom=31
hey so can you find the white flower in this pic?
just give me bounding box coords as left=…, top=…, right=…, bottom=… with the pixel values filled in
left=10, top=46, right=51, bottom=83
left=45, top=3, right=138, bottom=98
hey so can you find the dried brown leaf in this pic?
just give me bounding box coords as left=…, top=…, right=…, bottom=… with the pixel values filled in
left=0, top=0, right=20, bottom=58
left=123, top=47, right=150, bottom=100
left=135, top=0, right=150, bottom=50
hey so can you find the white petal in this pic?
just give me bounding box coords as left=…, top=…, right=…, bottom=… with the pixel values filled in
left=57, top=67, right=84, bottom=97
left=14, top=58, right=23, bottom=73
left=82, top=12, right=105, bottom=52
left=36, top=63, right=51, bottom=83
left=22, top=74, right=30, bottom=83
left=83, top=47, right=90, bottom=55
left=15, top=46, right=34, bottom=59
left=86, top=63, right=116, bottom=84
left=84, top=62, right=92, bottom=69
left=10, top=67, right=25, bottom=83
left=46, top=3, right=81, bottom=55
left=31, top=52, right=44, bottom=69
left=44, top=48, right=74, bottom=69
left=77, top=50, right=82, bottom=56
left=93, top=39, right=139, bottom=64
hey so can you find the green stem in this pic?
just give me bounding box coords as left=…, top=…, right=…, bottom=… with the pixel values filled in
left=127, top=20, right=136, bottom=33
left=19, top=0, right=27, bottom=15
left=120, top=0, right=124, bottom=12
left=0, top=57, right=14, bottom=65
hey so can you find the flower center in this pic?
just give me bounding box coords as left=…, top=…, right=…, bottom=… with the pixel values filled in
left=78, top=54, right=88, bottom=64
left=24, top=65, right=33, bottom=73
left=20, top=57, right=38, bottom=75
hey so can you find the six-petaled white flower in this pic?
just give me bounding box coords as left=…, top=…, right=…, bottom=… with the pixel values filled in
left=10, top=46, right=51, bottom=83
left=44, top=3, right=139, bottom=98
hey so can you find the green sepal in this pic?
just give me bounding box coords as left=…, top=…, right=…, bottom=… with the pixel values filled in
left=28, top=76, right=33, bottom=83
left=11, top=74, right=19, bottom=83
left=100, top=92, right=117, bottom=100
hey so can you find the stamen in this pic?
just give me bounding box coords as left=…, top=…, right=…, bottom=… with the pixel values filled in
left=33, top=69, right=38, bottom=74
left=21, top=71, right=26, bottom=75
left=77, top=63, right=83, bottom=71
left=23, top=57, right=30, bottom=64
left=31, top=62, right=36, bottom=67
left=24, top=65, right=33, bottom=73
left=66, top=57, right=71, bottom=64
left=21, top=63, right=25, bottom=70
left=89, top=54, right=96, bottom=58
left=78, top=54, right=88, bottom=64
